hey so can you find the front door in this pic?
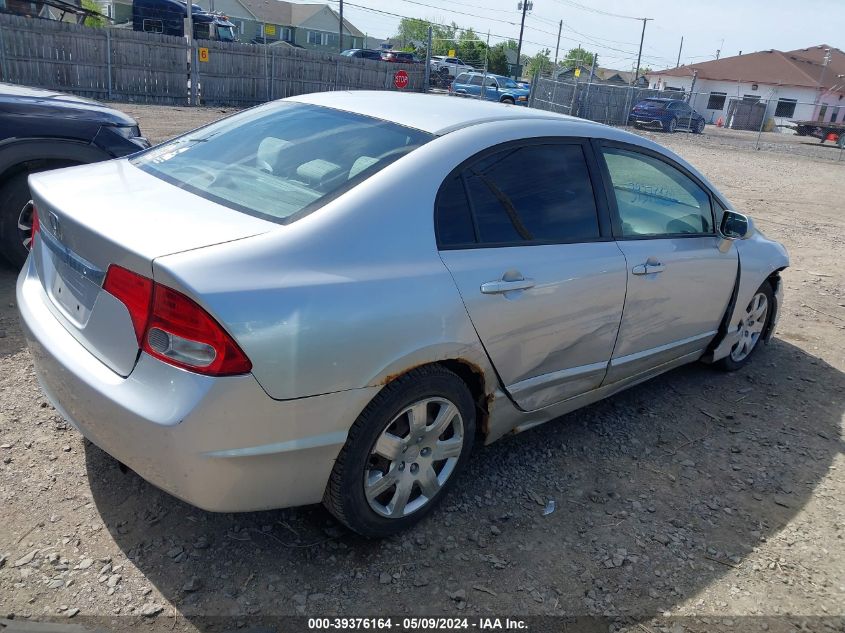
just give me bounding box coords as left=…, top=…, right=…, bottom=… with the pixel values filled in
left=435, top=140, right=627, bottom=411
left=598, top=143, right=738, bottom=383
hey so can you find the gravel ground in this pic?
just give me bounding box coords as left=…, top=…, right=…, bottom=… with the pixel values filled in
left=0, top=103, right=843, bottom=632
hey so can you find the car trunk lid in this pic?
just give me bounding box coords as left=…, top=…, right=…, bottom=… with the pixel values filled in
left=28, top=160, right=274, bottom=377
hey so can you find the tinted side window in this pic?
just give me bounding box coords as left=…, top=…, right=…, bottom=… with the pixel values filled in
left=469, top=75, right=483, bottom=86
left=437, top=143, right=600, bottom=247
left=435, top=175, right=476, bottom=246
left=455, top=73, right=469, bottom=84
left=601, top=147, right=713, bottom=237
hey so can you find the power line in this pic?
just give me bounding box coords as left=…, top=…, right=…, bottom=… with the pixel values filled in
left=546, top=0, right=641, bottom=21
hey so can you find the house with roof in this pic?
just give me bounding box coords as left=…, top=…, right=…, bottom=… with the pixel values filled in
left=646, top=45, right=845, bottom=126
left=105, top=0, right=366, bottom=50
left=555, top=64, right=647, bottom=86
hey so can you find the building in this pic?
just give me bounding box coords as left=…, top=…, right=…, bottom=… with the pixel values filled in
left=193, top=0, right=365, bottom=50
left=555, top=64, right=647, bottom=86
left=646, top=45, right=845, bottom=127
left=102, top=0, right=366, bottom=51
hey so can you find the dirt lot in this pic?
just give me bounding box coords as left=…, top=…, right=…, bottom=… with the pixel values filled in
left=0, top=104, right=843, bottom=632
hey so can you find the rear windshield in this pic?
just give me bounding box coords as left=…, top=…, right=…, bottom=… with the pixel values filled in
left=640, top=100, right=667, bottom=109
left=132, top=102, right=434, bottom=224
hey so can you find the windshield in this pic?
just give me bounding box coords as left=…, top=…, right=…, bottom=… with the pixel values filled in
left=132, top=102, right=434, bottom=224
left=500, top=78, right=519, bottom=89
left=217, top=25, right=235, bottom=41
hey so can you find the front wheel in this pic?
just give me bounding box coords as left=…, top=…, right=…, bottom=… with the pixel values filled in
left=323, top=365, right=476, bottom=537
left=694, top=119, right=705, bottom=134
left=716, top=282, right=774, bottom=371
left=664, top=117, right=677, bottom=133
left=0, top=171, right=36, bottom=268
left=501, top=97, right=515, bottom=105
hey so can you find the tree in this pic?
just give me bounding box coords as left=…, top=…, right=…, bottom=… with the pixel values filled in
left=82, top=0, right=106, bottom=27
left=486, top=40, right=517, bottom=75
left=561, top=46, right=595, bottom=69
left=524, top=48, right=552, bottom=79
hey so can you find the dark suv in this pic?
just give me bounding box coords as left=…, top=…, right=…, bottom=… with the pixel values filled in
left=0, top=83, right=149, bottom=267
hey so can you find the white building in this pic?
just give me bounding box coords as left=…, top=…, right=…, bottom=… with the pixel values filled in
left=646, top=45, right=845, bottom=128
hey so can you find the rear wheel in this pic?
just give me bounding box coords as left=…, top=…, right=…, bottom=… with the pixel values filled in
left=664, top=117, right=677, bottom=133
left=323, top=365, right=475, bottom=537
left=717, top=282, right=774, bottom=371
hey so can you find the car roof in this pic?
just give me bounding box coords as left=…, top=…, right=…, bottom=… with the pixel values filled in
left=288, top=90, right=596, bottom=135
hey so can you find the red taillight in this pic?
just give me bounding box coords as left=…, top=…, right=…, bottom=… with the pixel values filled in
left=102, top=265, right=251, bottom=376
left=30, top=204, right=40, bottom=249
left=102, top=265, right=153, bottom=344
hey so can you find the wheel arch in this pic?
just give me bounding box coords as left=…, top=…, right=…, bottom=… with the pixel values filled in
left=366, top=348, right=498, bottom=442
left=0, top=139, right=109, bottom=188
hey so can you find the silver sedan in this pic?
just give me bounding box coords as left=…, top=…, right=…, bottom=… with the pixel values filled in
left=17, top=92, right=788, bottom=537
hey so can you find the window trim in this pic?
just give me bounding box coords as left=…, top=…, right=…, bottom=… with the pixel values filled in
left=593, top=139, right=718, bottom=241
left=434, top=137, right=613, bottom=251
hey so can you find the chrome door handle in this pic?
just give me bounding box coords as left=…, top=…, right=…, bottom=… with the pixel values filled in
left=480, top=278, right=536, bottom=294
left=632, top=262, right=665, bottom=275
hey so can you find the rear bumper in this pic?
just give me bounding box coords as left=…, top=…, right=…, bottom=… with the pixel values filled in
left=629, top=115, right=665, bottom=128
left=17, top=257, right=379, bottom=512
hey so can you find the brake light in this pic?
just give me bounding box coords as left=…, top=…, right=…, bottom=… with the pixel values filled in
left=103, top=265, right=153, bottom=344
left=102, top=265, right=251, bottom=376
left=30, top=204, right=40, bottom=249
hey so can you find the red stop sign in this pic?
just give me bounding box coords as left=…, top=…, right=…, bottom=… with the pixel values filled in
left=393, top=69, right=409, bottom=89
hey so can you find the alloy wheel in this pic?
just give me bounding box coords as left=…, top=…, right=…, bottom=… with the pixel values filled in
left=730, top=292, right=769, bottom=362
left=17, top=200, right=34, bottom=251
left=364, top=397, right=464, bottom=518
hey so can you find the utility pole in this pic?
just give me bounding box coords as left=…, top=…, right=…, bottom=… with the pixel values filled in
left=186, top=0, right=196, bottom=105
left=338, top=0, right=344, bottom=52
left=515, top=0, right=532, bottom=79
left=423, top=25, right=432, bottom=92
left=676, top=36, right=683, bottom=68
left=632, top=17, right=651, bottom=86
left=553, top=19, right=562, bottom=71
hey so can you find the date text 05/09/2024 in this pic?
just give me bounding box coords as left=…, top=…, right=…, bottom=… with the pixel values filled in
left=307, top=618, right=528, bottom=630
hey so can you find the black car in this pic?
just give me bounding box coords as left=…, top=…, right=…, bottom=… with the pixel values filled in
left=629, top=98, right=706, bottom=134
left=0, top=83, right=149, bottom=267
left=340, top=48, right=384, bottom=60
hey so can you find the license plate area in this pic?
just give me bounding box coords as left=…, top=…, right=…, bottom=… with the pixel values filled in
left=38, top=229, right=103, bottom=328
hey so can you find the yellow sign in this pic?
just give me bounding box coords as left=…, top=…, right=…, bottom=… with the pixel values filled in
left=198, top=47, right=209, bottom=62
left=264, top=24, right=276, bottom=35
left=448, top=49, right=456, bottom=57
left=574, top=67, right=581, bottom=77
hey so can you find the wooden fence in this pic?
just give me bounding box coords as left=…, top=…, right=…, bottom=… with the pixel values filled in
left=0, top=14, right=425, bottom=106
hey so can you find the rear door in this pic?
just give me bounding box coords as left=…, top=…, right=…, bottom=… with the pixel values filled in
left=596, top=142, right=737, bottom=383
left=436, top=139, right=627, bottom=411
left=675, top=102, right=693, bottom=129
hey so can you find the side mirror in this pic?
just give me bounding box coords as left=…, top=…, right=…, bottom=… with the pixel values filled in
left=720, top=210, right=752, bottom=240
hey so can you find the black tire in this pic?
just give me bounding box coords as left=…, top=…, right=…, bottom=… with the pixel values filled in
left=323, top=365, right=476, bottom=538
left=633, top=123, right=643, bottom=130
left=0, top=171, right=35, bottom=268
left=0, top=162, right=78, bottom=269
left=501, top=97, right=515, bottom=105
left=716, top=281, right=775, bottom=372
left=664, top=117, right=677, bottom=133
left=694, top=119, right=705, bottom=134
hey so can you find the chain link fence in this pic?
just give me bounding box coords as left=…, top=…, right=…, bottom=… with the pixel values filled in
left=529, top=75, right=845, bottom=161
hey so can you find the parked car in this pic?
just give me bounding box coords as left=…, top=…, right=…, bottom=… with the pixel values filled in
left=341, top=49, right=384, bottom=60
left=18, top=92, right=788, bottom=537
left=381, top=50, right=420, bottom=64
left=0, top=83, right=149, bottom=268
left=450, top=72, right=529, bottom=105
left=430, top=55, right=474, bottom=76
left=629, top=98, right=706, bottom=133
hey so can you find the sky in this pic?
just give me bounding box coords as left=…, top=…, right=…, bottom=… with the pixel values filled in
left=318, top=0, right=842, bottom=71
